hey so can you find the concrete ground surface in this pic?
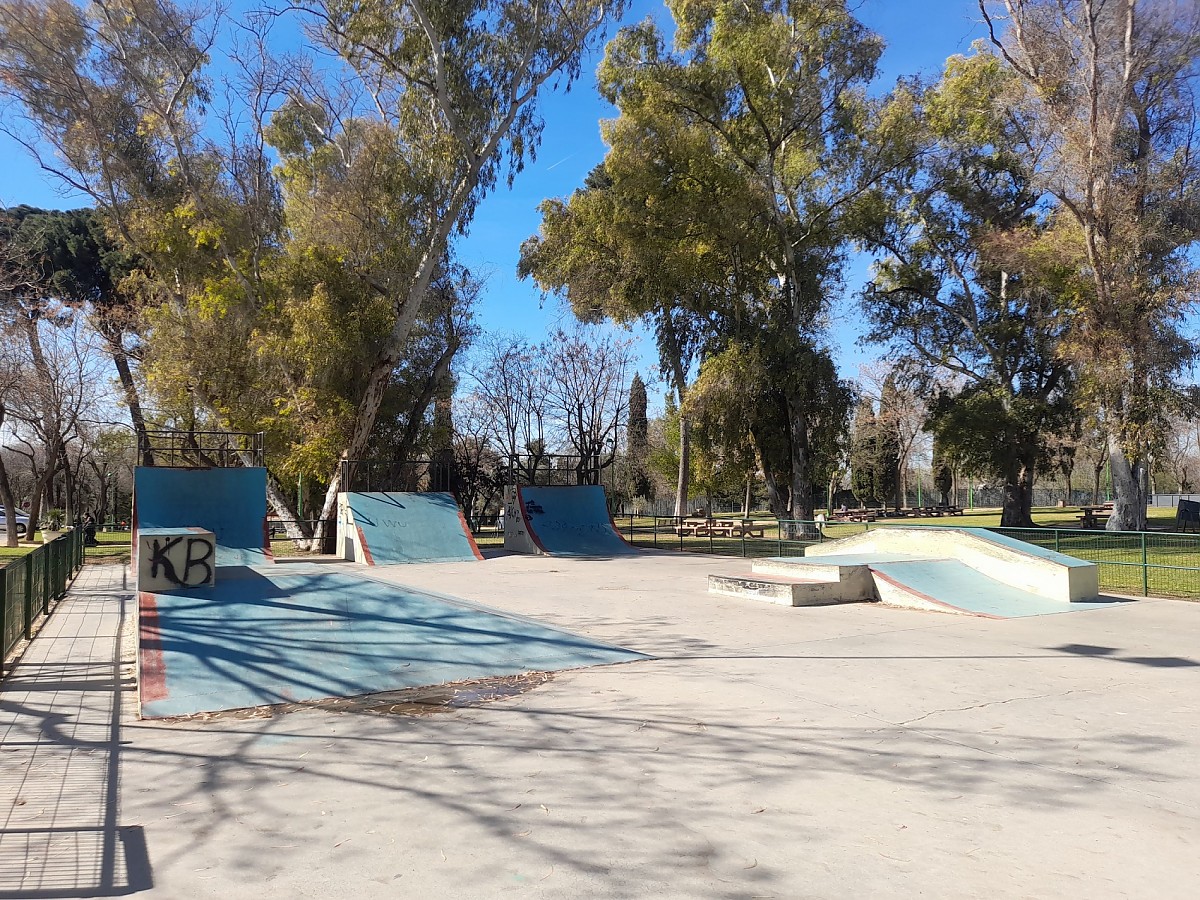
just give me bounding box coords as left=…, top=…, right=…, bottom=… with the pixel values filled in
left=3, top=554, right=1200, bottom=898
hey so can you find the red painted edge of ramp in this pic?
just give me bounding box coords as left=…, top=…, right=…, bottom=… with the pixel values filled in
left=515, top=485, right=549, bottom=554
left=607, top=506, right=638, bottom=549
left=870, top=569, right=1003, bottom=619
left=457, top=507, right=485, bottom=560
left=262, top=518, right=274, bottom=562
left=138, top=591, right=168, bottom=703
left=355, top=524, right=377, bottom=566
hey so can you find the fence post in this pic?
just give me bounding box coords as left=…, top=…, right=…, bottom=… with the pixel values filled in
left=23, top=553, right=33, bottom=641
left=1141, top=532, right=1149, bottom=597
left=1054, top=530, right=1060, bottom=554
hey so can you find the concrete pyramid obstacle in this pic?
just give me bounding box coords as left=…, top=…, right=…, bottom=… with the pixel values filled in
left=710, top=527, right=1105, bottom=618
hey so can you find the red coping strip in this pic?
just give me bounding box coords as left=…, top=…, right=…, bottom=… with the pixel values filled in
left=138, top=591, right=168, bottom=703
left=261, top=517, right=275, bottom=562
left=457, top=506, right=485, bottom=560
left=869, top=568, right=1003, bottom=619
left=515, top=485, right=549, bottom=554
left=355, top=524, right=376, bottom=566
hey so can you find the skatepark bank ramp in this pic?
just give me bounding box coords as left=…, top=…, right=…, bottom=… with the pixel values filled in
left=505, top=485, right=636, bottom=557
left=338, top=491, right=482, bottom=565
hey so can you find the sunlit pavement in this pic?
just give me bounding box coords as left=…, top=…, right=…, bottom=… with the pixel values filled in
left=4, top=555, right=1200, bottom=898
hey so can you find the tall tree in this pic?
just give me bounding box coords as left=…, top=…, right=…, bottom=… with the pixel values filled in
left=626, top=373, right=652, bottom=500
left=849, top=396, right=879, bottom=508
left=0, top=0, right=625, bottom=546
left=978, top=0, right=1200, bottom=530
left=16, top=208, right=154, bottom=465
left=594, top=0, right=908, bottom=520
left=859, top=55, right=1078, bottom=526
left=519, top=160, right=710, bottom=517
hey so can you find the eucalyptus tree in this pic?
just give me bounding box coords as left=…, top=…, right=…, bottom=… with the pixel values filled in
left=977, top=0, right=1200, bottom=530
left=529, top=0, right=904, bottom=521
left=280, top=0, right=629, bottom=534
left=519, top=158, right=716, bottom=516
left=858, top=56, right=1078, bottom=527
left=0, top=0, right=625, bottom=545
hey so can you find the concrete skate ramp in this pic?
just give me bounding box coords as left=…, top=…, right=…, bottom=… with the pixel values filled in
left=133, top=467, right=270, bottom=567
left=137, top=566, right=644, bottom=718
left=868, top=559, right=1119, bottom=617
left=343, top=492, right=482, bottom=565
left=810, top=526, right=1099, bottom=602
left=517, top=485, right=637, bottom=557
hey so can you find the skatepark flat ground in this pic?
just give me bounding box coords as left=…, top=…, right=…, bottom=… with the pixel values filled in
left=5, top=554, right=1200, bottom=898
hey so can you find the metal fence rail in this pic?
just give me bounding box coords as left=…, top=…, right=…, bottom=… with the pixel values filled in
left=615, top=516, right=1200, bottom=600
left=2, top=529, right=87, bottom=665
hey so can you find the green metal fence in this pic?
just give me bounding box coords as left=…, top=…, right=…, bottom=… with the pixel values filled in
left=616, top=516, right=1200, bottom=600
left=1, top=529, right=87, bottom=663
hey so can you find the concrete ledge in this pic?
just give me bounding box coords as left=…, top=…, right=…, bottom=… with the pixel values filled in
left=708, top=572, right=872, bottom=607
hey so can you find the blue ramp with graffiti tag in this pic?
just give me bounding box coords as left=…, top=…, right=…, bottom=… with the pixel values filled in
left=133, top=466, right=271, bottom=567
left=345, top=492, right=482, bottom=565
left=517, top=485, right=637, bottom=557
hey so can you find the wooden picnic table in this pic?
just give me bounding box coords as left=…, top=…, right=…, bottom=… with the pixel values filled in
left=674, top=517, right=766, bottom=538
left=1076, top=507, right=1110, bottom=528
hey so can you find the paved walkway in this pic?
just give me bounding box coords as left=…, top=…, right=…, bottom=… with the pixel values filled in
left=0, top=564, right=149, bottom=898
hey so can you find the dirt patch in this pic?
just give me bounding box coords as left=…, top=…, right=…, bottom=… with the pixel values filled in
left=151, top=670, right=556, bottom=724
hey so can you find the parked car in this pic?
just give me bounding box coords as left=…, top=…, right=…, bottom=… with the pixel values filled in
left=0, top=512, right=31, bottom=537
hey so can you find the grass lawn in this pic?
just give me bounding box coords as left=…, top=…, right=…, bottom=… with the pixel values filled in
left=617, top=506, right=1200, bottom=599
left=0, top=530, right=131, bottom=569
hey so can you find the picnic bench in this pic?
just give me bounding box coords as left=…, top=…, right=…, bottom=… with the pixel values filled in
left=674, top=517, right=765, bottom=538
left=1076, top=506, right=1110, bottom=529
left=835, top=511, right=877, bottom=523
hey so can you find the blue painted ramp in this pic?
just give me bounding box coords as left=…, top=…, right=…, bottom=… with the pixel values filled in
left=518, top=485, right=637, bottom=557
left=138, top=567, right=644, bottom=717
left=347, top=492, right=481, bottom=565
left=134, top=467, right=270, bottom=566
left=867, top=559, right=1125, bottom=618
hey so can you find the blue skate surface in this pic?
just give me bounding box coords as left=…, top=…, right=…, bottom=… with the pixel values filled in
left=139, top=566, right=645, bottom=718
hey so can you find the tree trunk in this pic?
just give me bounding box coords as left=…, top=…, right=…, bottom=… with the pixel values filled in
left=104, top=326, right=154, bottom=466
left=0, top=402, right=20, bottom=548
left=786, top=393, right=813, bottom=521
left=675, top=415, right=691, bottom=518
left=999, top=455, right=1037, bottom=528
left=1107, top=438, right=1147, bottom=531
left=393, top=342, right=459, bottom=470
left=26, top=458, right=57, bottom=543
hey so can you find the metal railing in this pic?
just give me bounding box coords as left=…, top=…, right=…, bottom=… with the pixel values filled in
left=504, top=453, right=614, bottom=490
left=340, top=458, right=456, bottom=494
left=616, top=516, right=1200, bottom=600
left=2, top=528, right=87, bottom=666
left=144, top=430, right=265, bottom=467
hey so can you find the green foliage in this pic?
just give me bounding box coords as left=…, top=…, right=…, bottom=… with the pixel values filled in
left=626, top=373, right=652, bottom=499
left=849, top=396, right=877, bottom=506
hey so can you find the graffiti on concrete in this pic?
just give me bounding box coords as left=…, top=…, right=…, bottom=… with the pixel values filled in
left=149, top=535, right=214, bottom=586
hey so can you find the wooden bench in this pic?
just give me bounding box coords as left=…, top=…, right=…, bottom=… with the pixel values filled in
left=1076, top=513, right=1110, bottom=529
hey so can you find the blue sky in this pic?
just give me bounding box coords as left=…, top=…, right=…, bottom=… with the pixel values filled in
left=0, top=0, right=990, bottom=402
